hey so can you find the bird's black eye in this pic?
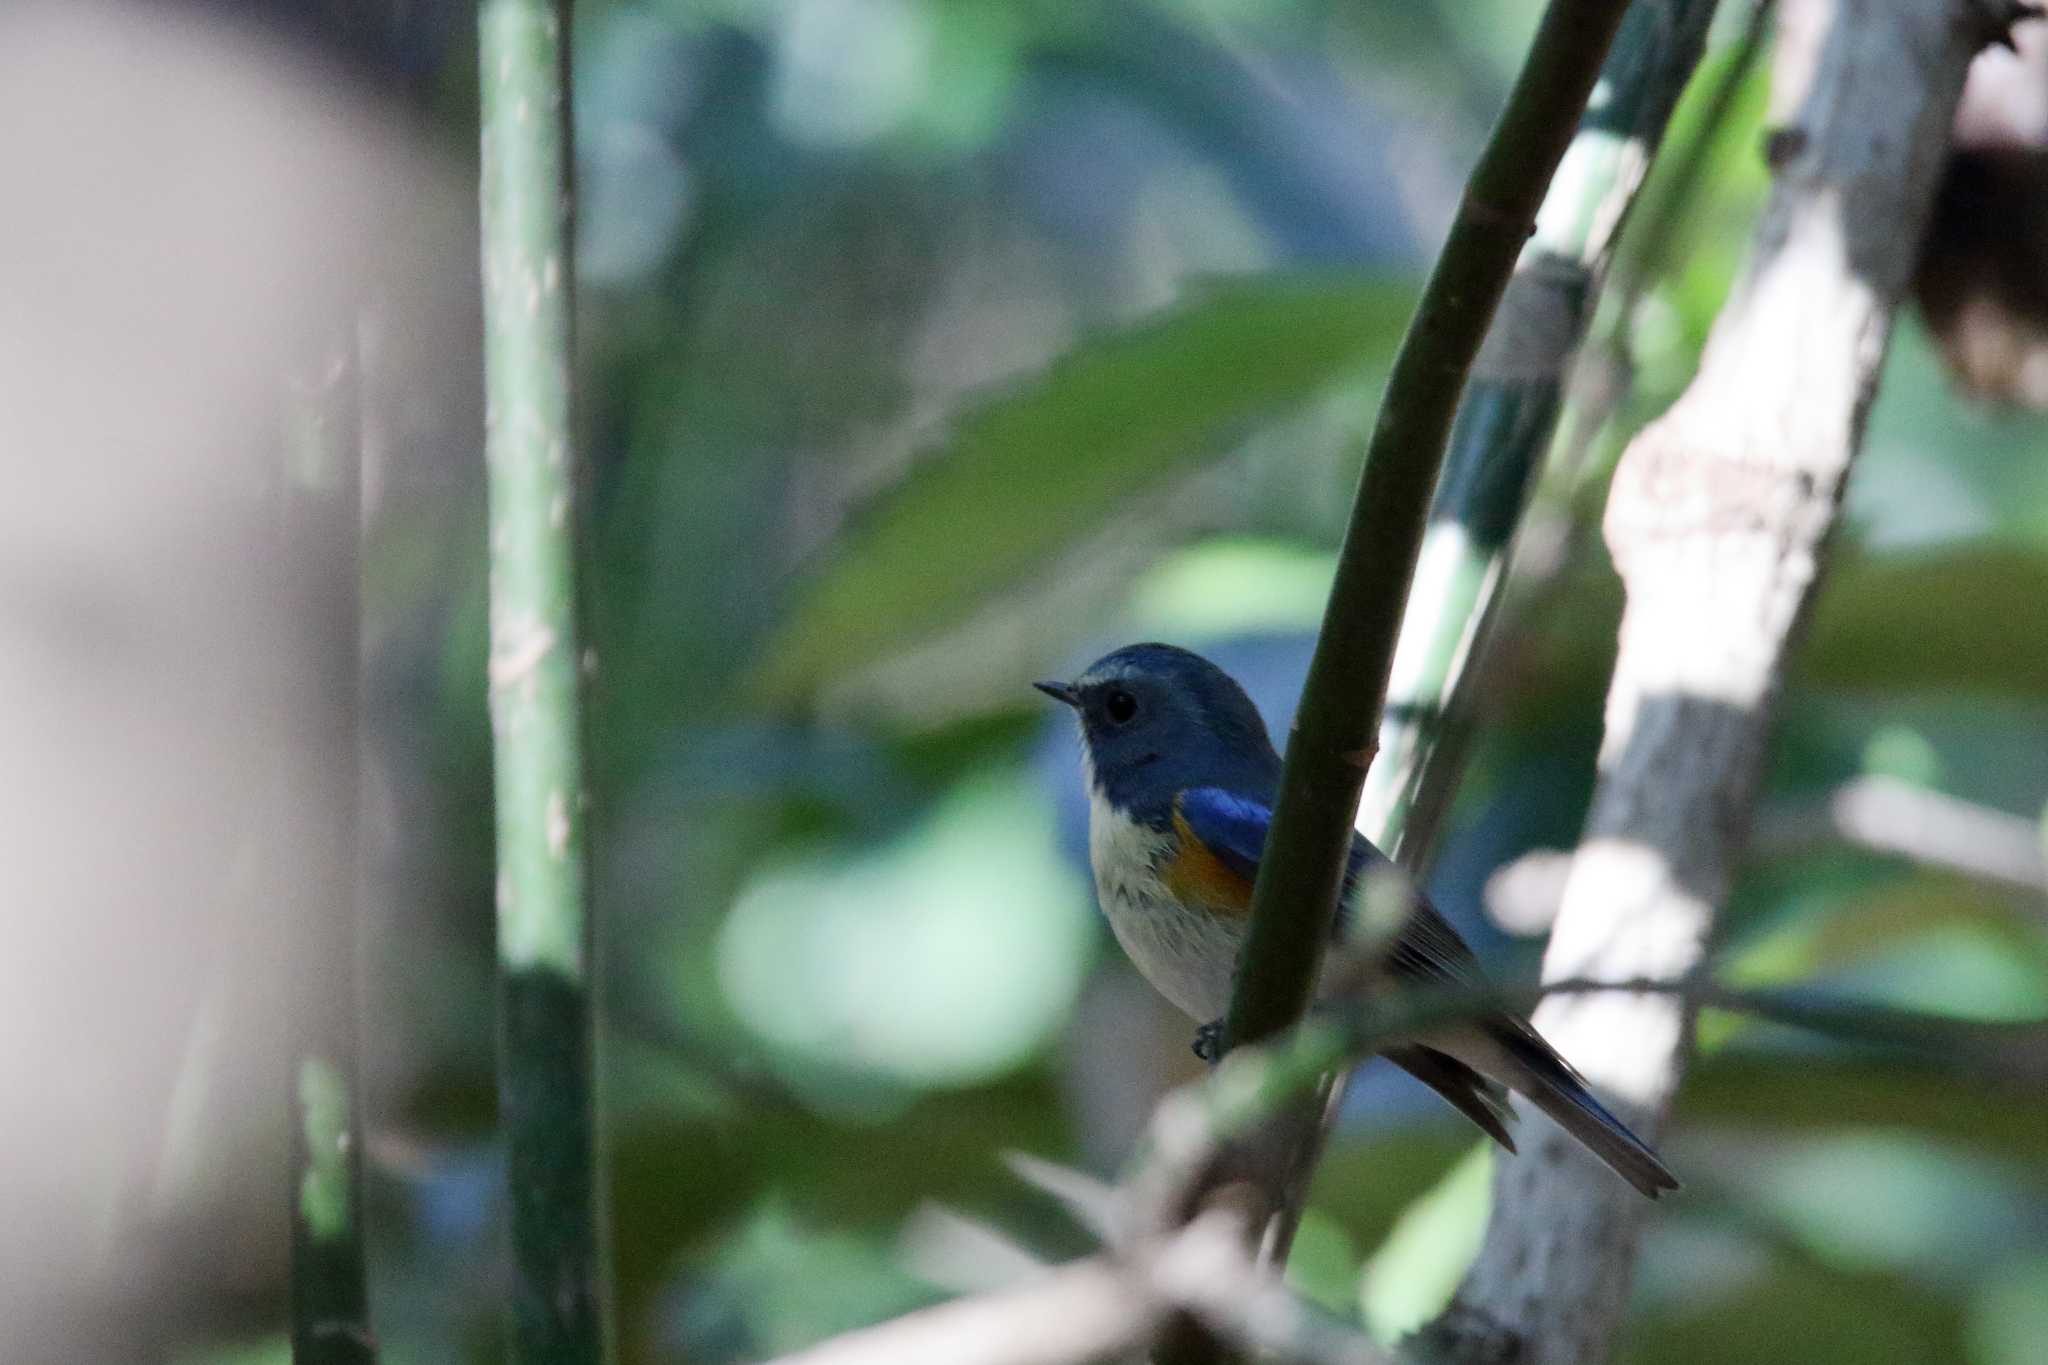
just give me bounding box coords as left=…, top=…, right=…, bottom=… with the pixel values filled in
left=1104, top=688, right=1138, bottom=724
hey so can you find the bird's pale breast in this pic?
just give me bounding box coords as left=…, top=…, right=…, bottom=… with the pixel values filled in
left=1086, top=791, right=1245, bottom=1023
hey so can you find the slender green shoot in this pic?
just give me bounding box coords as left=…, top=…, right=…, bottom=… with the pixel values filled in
left=1357, top=0, right=1722, bottom=865
left=1223, top=0, right=1638, bottom=1063
left=478, top=0, right=608, bottom=1360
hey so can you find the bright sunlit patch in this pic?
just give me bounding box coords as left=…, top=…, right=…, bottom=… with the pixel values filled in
left=1860, top=724, right=1943, bottom=786
left=1758, top=1133, right=2035, bottom=1277
left=1534, top=126, right=1639, bottom=253
left=717, top=773, right=1094, bottom=1087
left=171, top=1337, right=288, bottom=1365
left=1127, top=537, right=1334, bottom=640
left=1384, top=520, right=1481, bottom=704
left=1357, top=1141, right=1493, bottom=1341
left=1969, top=1257, right=2048, bottom=1365
left=769, top=0, right=935, bottom=147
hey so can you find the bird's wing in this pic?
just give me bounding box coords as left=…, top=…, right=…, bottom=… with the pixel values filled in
left=1179, top=789, right=1677, bottom=1196
left=1176, top=786, right=1486, bottom=987
left=1171, top=787, right=1273, bottom=883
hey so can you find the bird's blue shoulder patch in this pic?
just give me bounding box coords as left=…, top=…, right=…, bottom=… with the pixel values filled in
left=1173, top=786, right=1273, bottom=885
left=1166, top=789, right=1259, bottom=917
left=1175, top=787, right=1376, bottom=883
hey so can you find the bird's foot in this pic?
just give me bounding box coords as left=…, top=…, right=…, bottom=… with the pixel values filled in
left=1192, top=1019, right=1227, bottom=1065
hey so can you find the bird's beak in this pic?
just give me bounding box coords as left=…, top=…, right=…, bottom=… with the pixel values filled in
left=1033, top=680, right=1079, bottom=708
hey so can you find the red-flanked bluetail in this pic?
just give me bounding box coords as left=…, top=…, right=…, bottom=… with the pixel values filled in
left=1038, top=642, right=1677, bottom=1198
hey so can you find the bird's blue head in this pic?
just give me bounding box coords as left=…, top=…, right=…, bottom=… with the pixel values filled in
left=1036, top=642, right=1282, bottom=823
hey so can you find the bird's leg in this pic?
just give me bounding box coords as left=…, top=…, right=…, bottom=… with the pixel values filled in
left=1192, top=1019, right=1227, bottom=1065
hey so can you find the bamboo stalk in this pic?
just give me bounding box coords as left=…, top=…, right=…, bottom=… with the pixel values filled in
left=478, top=1, right=607, bottom=1360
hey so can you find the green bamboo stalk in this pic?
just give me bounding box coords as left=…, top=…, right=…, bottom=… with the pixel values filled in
left=286, top=339, right=376, bottom=1365
left=478, top=2, right=607, bottom=1361
left=1223, top=0, right=1638, bottom=1060
left=1356, top=0, right=1721, bottom=864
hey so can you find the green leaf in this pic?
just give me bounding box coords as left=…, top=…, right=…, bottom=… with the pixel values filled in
left=1357, top=1142, right=1493, bottom=1340
left=1629, top=1247, right=1966, bottom=1365
left=1802, top=546, right=2048, bottom=699
left=1725, top=871, right=2048, bottom=994
left=1304, top=1127, right=1475, bottom=1256
left=1679, top=1054, right=2048, bottom=1164
left=755, top=273, right=1415, bottom=695
left=1513, top=544, right=2048, bottom=727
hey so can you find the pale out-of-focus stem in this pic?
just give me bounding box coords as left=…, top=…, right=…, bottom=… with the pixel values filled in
left=1431, top=5, right=2033, bottom=1363
left=478, top=0, right=608, bottom=1360
left=1359, top=0, right=1720, bottom=866
left=285, top=336, right=377, bottom=1365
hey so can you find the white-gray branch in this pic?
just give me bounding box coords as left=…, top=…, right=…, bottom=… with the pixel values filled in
left=1435, top=2, right=2034, bottom=1362
left=758, top=1209, right=1398, bottom=1365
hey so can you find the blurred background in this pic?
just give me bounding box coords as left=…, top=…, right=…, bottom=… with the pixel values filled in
left=6, top=1, right=2048, bottom=1362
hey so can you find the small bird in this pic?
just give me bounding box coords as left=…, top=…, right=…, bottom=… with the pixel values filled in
left=1037, top=642, right=1676, bottom=1198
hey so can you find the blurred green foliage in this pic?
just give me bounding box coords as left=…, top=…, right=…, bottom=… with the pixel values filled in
left=173, top=1, right=2048, bottom=1362
left=758, top=274, right=1413, bottom=693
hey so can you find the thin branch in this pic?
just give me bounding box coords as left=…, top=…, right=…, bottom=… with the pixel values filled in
left=1208, top=5, right=1645, bottom=1336
left=765, top=972, right=2044, bottom=1365
left=763, top=1255, right=1163, bottom=1365
left=762, top=1211, right=1397, bottom=1365
left=1155, top=1215, right=1395, bottom=1365
left=1201, top=21, right=1653, bottom=1327
left=1489, top=775, right=2048, bottom=935
left=478, top=0, right=608, bottom=1359
left=1002, top=1151, right=1125, bottom=1245
left=1224, top=0, right=1641, bottom=1060
left=1136, top=973, right=2048, bottom=1237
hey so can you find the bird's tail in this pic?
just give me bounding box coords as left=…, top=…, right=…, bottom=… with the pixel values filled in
left=1468, top=1023, right=1679, bottom=1199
